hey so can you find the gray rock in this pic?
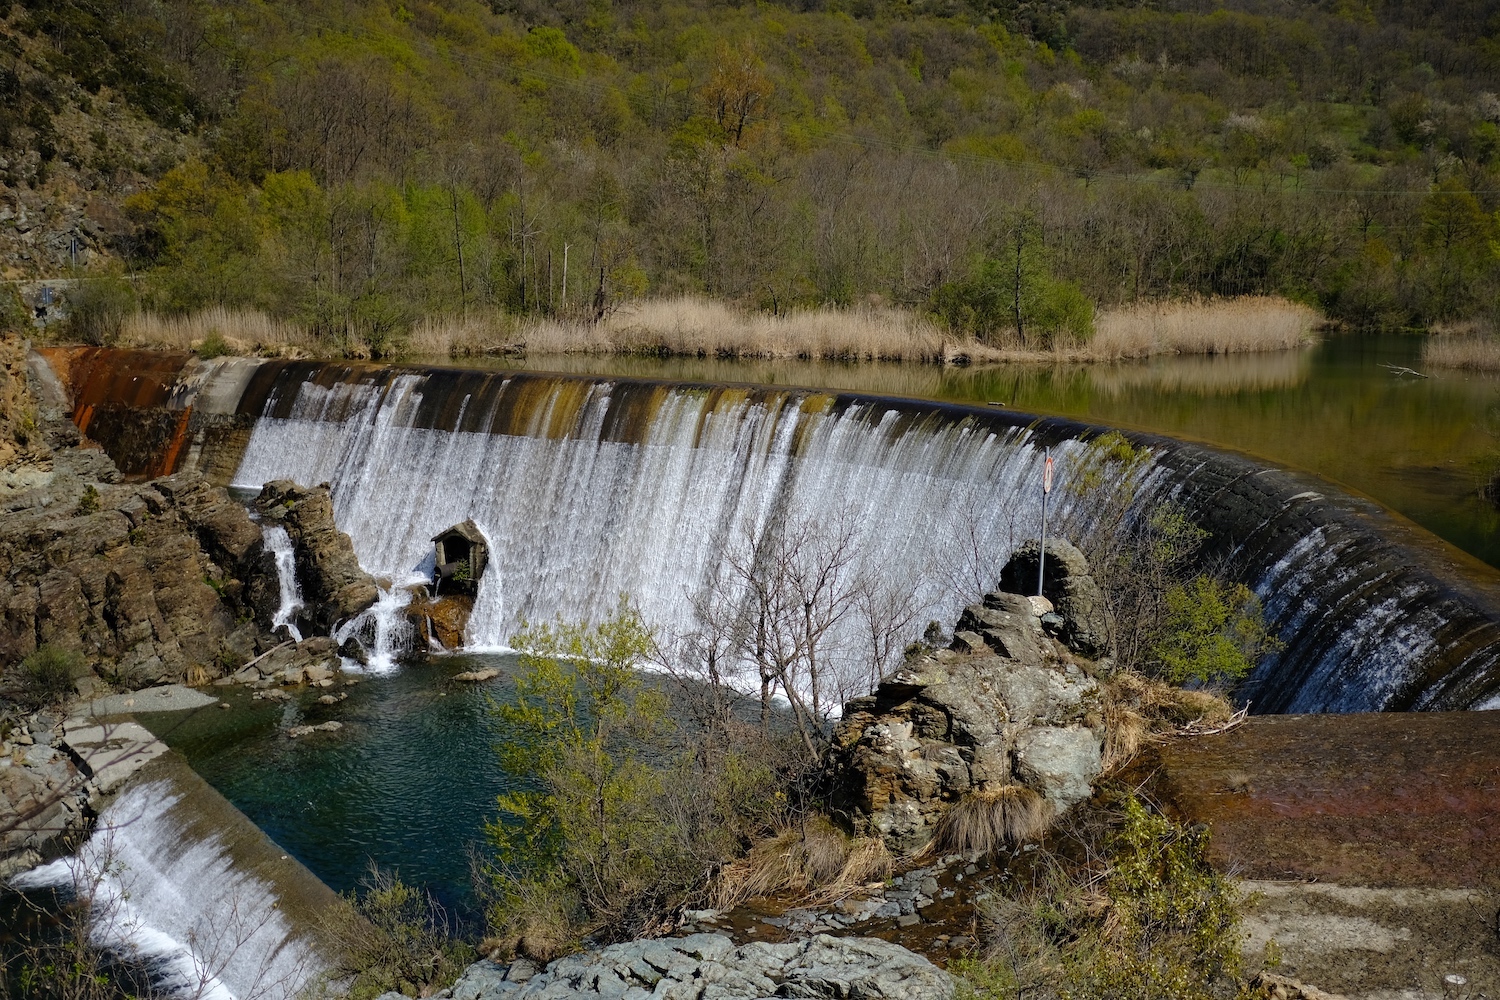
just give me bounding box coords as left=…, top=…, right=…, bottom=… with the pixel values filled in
left=1013, top=726, right=1103, bottom=808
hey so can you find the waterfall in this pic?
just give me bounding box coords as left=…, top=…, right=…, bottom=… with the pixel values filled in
left=141, top=358, right=1494, bottom=713
left=11, top=778, right=328, bottom=1000
left=230, top=374, right=1102, bottom=689
left=260, top=525, right=304, bottom=641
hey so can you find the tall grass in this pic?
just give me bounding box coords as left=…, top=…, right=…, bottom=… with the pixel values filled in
left=1423, top=320, right=1500, bottom=371
left=118, top=307, right=319, bottom=357
left=517, top=297, right=950, bottom=362
left=108, top=295, right=1320, bottom=365
left=1086, top=296, right=1321, bottom=360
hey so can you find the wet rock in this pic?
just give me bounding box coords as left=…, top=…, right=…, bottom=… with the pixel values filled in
left=254, top=480, right=378, bottom=632
left=455, top=668, right=501, bottom=683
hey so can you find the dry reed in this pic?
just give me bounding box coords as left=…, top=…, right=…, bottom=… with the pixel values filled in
left=1423, top=320, right=1500, bottom=372
left=930, top=785, right=1055, bottom=856
left=712, top=815, right=892, bottom=909
left=516, top=297, right=949, bottom=362
left=109, top=294, right=1320, bottom=366
left=1086, top=296, right=1320, bottom=360
left=118, top=307, right=319, bottom=357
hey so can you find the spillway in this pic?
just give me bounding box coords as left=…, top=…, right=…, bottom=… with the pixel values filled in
left=39, top=348, right=1500, bottom=712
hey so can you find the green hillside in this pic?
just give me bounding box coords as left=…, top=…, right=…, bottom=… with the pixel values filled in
left=4, top=0, right=1500, bottom=345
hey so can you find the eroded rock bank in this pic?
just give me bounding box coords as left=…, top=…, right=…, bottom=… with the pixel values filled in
left=0, top=334, right=380, bottom=874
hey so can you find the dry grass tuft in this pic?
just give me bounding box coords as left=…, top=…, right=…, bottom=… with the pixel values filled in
left=118, top=307, right=319, bottom=358
left=931, top=785, right=1055, bottom=856
left=184, top=663, right=212, bottom=687
left=1102, top=672, right=1238, bottom=774
left=1088, top=296, right=1321, bottom=360
left=1423, top=320, right=1500, bottom=371
left=713, top=815, right=891, bottom=909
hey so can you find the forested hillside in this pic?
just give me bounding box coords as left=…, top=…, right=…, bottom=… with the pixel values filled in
left=4, top=0, right=1500, bottom=347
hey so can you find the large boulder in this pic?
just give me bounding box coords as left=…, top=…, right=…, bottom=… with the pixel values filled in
left=999, top=538, right=1111, bottom=658
left=0, top=474, right=268, bottom=688
left=254, top=480, right=378, bottom=633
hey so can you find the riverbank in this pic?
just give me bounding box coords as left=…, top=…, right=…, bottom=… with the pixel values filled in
left=103, top=295, right=1322, bottom=366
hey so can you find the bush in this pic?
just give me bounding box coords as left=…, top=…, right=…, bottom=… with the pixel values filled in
left=1151, top=576, right=1281, bottom=685
left=481, top=596, right=809, bottom=957
left=955, top=792, right=1250, bottom=1000
left=196, top=329, right=230, bottom=359
left=322, top=864, right=473, bottom=1000
left=65, top=274, right=137, bottom=346
left=18, top=645, right=84, bottom=706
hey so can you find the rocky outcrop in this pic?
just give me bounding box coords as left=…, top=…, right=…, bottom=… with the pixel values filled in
left=254, top=480, right=378, bottom=633
left=434, top=933, right=951, bottom=1000
left=0, top=470, right=278, bottom=688
left=828, top=543, right=1110, bottom=854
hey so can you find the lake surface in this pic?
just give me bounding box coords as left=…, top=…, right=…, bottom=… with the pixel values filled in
left=421, top=333, right=1500, bottom=571
left=139, top=656, right=519, bottom=924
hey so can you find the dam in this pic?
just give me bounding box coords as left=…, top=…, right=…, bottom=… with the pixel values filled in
left=38, top=347, right=1500, bottom=713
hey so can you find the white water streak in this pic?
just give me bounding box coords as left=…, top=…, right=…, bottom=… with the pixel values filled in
left=260, top=525, right=303, bottom=642
left=232, top=378, right=1102, bottom=687
left=12, top=781, right=320, bottom=1000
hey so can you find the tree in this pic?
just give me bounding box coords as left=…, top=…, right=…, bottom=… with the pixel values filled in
left=1151, top=577, right=1280, bottom=686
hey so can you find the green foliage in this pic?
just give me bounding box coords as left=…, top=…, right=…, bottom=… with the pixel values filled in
left=196, top=329, right=230, bottom=359
left=935, top=218, right=1095, bottom=347
left=1152, top=576, right=1281, bottom=685
left=74, top=484, right=100, bottom=514
left=64, top=274, right=136, bottom=347
left=323, top=864, right=473, bottom=1000
left=18, top=644, right=83, bottom=706
left=486, top=596, right=680, bottom=946
left=0, top=287, right=28, bottom=335
left=0, top=0, right=1489, bottom=338
left=956, top=793, right=1249, bottom=1000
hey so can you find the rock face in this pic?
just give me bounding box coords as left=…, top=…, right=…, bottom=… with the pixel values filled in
left=828, top=543, right=1110, bottom=853
left=999, top=538, right=1110, bottom=659
left=254, top=480, right=378, bottom=632
left=437, top=933, right=951, bottom=1000
left=0, top=469, right=277, bottom=688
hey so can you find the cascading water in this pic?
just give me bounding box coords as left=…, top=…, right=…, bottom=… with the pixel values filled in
left=12, top=778, right=326, bottom=1000
left=59, top=352, right=1500, bottom=712
left=260, top=524, right=304, bottom=642
left=231, top=374, right=1104, bottom=690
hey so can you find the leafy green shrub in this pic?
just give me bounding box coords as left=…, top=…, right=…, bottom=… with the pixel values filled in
left=956, top=793, right=1250, bottom=1000
left=322, top=864, right=473, bottom=1000
left=1152, top=576, right=1282, bottom=685
left=482, top=596, right=799, bottom=958
left=196, top=329, right=230, bottom=359
left=19, top=645, right=84, bottom=706
left=64, top=274, right=137, bottom=346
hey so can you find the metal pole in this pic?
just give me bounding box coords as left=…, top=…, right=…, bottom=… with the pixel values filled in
left=1037, top=446, right=1050, bottom=598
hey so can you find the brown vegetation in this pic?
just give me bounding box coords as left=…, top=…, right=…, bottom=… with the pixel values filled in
left=1101, top=672, right=1240, bottom=774
left=931, top=785, right=1056, bottom=856
left=111, top=295, right=1321, bottom=367
left=712, top=815, right=892, bottom=909
left=1423, top=321, right=1500, bottom=372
